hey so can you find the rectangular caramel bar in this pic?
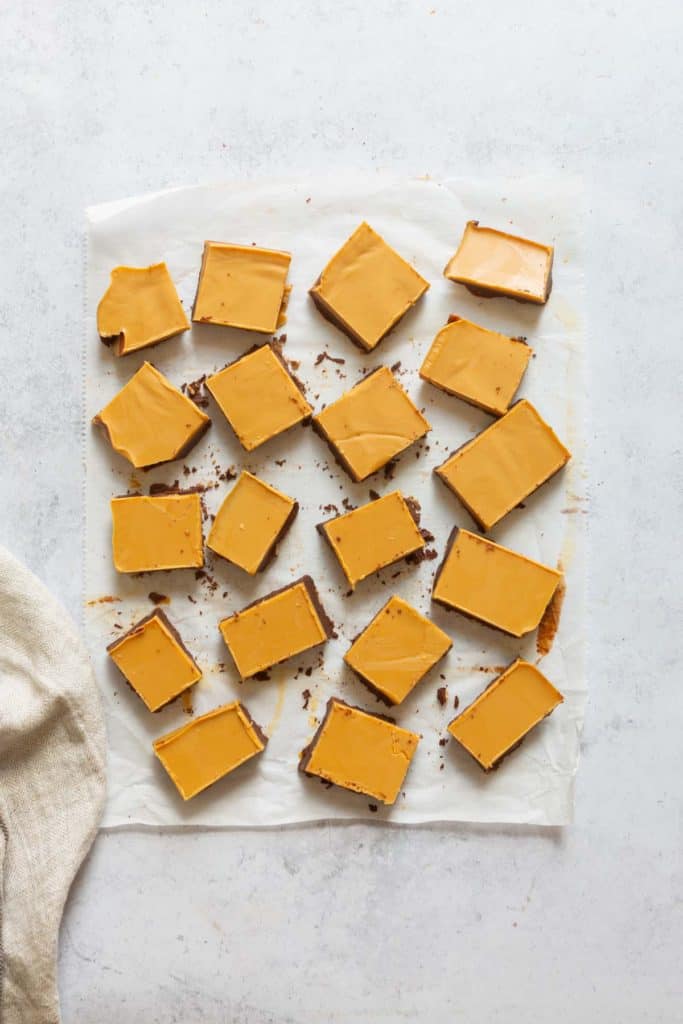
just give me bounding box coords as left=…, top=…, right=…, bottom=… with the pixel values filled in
left=448, top=660, right=563, bottom=770
left=192, top=241, right=291, bottom=333
left=313, top=366, right=430, bottom=481
left=317, top=491, right=424, bottom=589
left=344, top=596, right=452, bottom=705
left=435, top=400, right=570, bottom=531
left=432, top=528, right=562, bottom=637
left=419, top=316, right=531, bottom=417
left=153, top=701, right=267, bottom=800
left=111, top=493, right=204, bottom=573
left=107, top=609, right=201, bottom=712
left=299, top=698, right=420, bottom=804
left=93, top=361, right=210, bottom=469
left=97, top=263, right=189, bottom=356
left=207, top=471, right=297, bottom=574
left=218, top=576, right=333, bottom=679
left=310, top=222, right=429, bottom=351
left=444, top=221, right=554, bottom=304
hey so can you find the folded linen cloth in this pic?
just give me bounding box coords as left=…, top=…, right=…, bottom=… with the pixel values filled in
left=0, top=546, right=106, bottom=1023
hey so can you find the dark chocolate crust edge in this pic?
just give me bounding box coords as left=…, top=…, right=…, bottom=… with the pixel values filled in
left=238, top=701, right=269, bottom=749
left=309, top=283, right=429, bottom=353
left=93, top=414, right=211, bottom=471
left=256, top=501, right=299, bottom=572
left=447, top=262, right=554, bottom=306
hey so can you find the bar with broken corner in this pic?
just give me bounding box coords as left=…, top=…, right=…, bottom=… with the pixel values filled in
left=97, top=262, right=190, bottom=356
left=443, top=221, right=554, bottom=304
left=192, top=241, right=292, bottom=333
left=448, top=659, right=564, bottom=771
left=435, top=399, right=571, bottom=531
left=419, top=315, right=532, bottom=417
left=206, top=343, right=312, bottom=451
left=432, top=528, right=562, bottom=637
left=344, top=596, right=452, bottom=705
left=309, top=221, right=429, bottom=351
left=299, top=698, right=420, bottom=804
left=312, top=366, right=431, bottom=481
left=318, top=490, right=425, bottom=590
left=93, top=361, right=211, bottom=469
left=153, top=702, right=268, bottom=800
left=110, top=492, right=204, bottom=573
left=107, top=609, right=202, bottom=712
left=207, top=470, right=298, bottom=574
left=218, top=576, right=333, bottom=679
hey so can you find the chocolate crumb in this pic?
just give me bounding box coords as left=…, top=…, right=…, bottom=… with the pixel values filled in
left=181, top=374, right=209, bottom=408
left=148, top=592, right=169, bottom=605
left=341, top=497, right=356, bottom=511
left=439, top=737, right=448, bottom=747
left=275, top=459, right=286, bottom=467
left=453, top=695, right=460, bottom=710
left=302, top=688, right=312, bottom=710
left=187, top=595, right=196, bottom=604
left=304, top=666, right=313, bottom=677
left=254, top=670, right=271, bottom=681
left=369, top=489, right=380, bottom=501
left=390, top=360, right=402, bottom=373
left=314, top=351, right=346, bottom=367
left=383, top=459, right=397, bottom=481
left=437, top=686, right=448, bottom=706
left=368, top=803, right=378, bottom=813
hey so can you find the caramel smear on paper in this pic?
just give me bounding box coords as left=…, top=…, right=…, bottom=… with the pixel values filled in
left=86, top=595, right=121, bottom=606
left=536, top=579, right=566, bottom=657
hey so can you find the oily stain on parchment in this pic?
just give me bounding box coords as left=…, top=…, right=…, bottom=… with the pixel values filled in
left=266, top=677, right=287, bottom=737
left=536, top=577, right=566, bottom=657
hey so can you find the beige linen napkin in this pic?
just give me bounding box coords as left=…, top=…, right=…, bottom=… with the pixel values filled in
left=0, top=546, right=106, bottom=1023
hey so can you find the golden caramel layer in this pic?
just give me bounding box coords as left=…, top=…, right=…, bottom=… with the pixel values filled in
left=111, top=493, right=204, bottom=573
left=444, top=222, right=553, bottom=304
left=193, top=242, right=291, bottom=333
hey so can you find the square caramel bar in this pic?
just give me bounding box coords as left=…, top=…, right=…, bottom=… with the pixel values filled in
left=107, top=609, right=201, bottom=712
left=317, top=491, right=424, bottom=590
left=310, top=222, right=429, bottom=351
left=110, top=492, right=204, bottom=573
left=435, top=399, right=570, bottom=531
left=444, top=221, right=554, bottom=304
left=153, top=701, right=267, bottom=800
left=207, top=471, right=297, bottom=574
left=97, top=263, right=190, bottom=356
left=419, top=316, right=532, bottom=417
left=313, top=366, right=430, bottom=481
left=93, top=362, right=210, bottom=469
left=192, top=241, right=292, bottom=333
left=299, top=698, right=420, bottom=805
left=344, top=596, right=452, bottom=705
left=448, top=660, right=563, bottom=771
left=218, top=577, right=333, bottom=679
left=432, top=528, right=562, bottom=637
left=206, top=344, right=312, bottom=451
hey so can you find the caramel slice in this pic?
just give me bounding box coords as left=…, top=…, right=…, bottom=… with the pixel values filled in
left=93, top=362, right=210, bottom=469
left=317, top=491, right=424, bottom=590
left=207, top=344, right=312, bottom=451
left=97, top=263, right=189, bottom=356
left=435, top=400, right=570, bottom=531
left=344, top=596, right=452, bottom=705
left=111, top=493, right=204, bottom=573
left=313, top=366, right=430, bottom=481
left=310, top=222, right=429, bottom=351
left=432, top=528, right=561, bottom=637
left=207, top=471, right=297, bottom=574
left=300, top=698, right=420, bottom=804
left=218, top=577, right=332, bottom=679
left=107, top=609, right=201, bottom=712
left=448, top=660, right=563, bottom=770
left=444, top=221, right=554, bottom=304
left=419, top=316, right=532, bottom=416
left=192, top=241, right=291, bottom=333
left=153, top=701, right=267, bottom=800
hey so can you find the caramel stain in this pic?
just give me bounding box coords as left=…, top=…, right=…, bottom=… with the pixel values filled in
left=86, top=595, right=121, bottom=606
left=181, top=690, right=194, bottom=715
left=536, top=579, right=566, bottom=657
left=266, top=678, right=287, bottom=737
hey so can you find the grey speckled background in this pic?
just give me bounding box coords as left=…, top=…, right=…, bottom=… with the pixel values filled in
left=1, top=2, right=681, bottom=1021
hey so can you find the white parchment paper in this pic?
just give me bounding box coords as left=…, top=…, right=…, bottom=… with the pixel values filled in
left=85, top=176, right=586, bottom=828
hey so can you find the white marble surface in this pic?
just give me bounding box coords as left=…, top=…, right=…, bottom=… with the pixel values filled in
left=1, top=2, right=681, bottom=1021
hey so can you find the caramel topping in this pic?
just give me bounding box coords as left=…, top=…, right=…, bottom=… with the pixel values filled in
left=310, top=222, right=429, bottom=350
left=419, top=317, right=531, bottom=416
left=97, top=263, right=189, bottom=356
left=313, top=366, right=430, bottom=481
left=108, top=610, right=201, bottom=712
left=207, top=471, right=296, bottom=574
left=207, top=344, right=312, bottom=451
left=193, top=242, right=291, bottom=333
left=432, top=529, right=561, bottom=637
left=153, top=702, right=266, bottom=800
left=436, top=400, right=570, bottom=531
left=448, top=660, right=563, bottom=770
left=301, top=699, right=420, bottom=804
left=93, top=362, right=210, bottom=469
left=319, top=491, right=424, bottom=589
left=345, top=596, right=452, bottom=705
left=444, top=221, right=553, bottom=304
left=111, top=493, right=204, bottom=573
left=219, top=578, right=329, bottom=679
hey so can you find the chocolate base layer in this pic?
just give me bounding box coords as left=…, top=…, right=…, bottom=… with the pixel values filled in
left=93, top=412, right=211, bottom=470
left=221, top=575, right=335, bottom=679
left=299, top=696, right=397, bottom=782
left=238, top=701, right=269, bottom=749
left=99, top=324, right=188, bottom=357
left=447, top=265, right=553, bottom=306
left=107, top=608, right=201, bottom=713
